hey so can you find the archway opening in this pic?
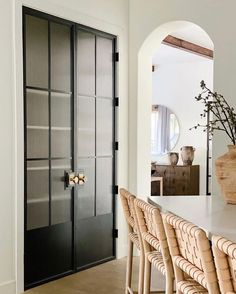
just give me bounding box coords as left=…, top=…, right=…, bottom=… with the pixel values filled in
left=137, top=21, right=214, bottom=198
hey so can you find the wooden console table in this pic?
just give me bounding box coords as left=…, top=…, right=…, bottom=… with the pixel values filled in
left=151, top=165, right=199, bottom=196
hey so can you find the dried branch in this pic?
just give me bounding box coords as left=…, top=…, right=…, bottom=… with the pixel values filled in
left=190, top=81, right=236, bottom=145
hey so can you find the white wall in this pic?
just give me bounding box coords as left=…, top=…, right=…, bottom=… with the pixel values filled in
left=129, top=0, right=236, bottom=200
left=152, top=59, right=213, bottom=194
left=0, top=1, right=129, bottom=293
left=0, top=0, right=15, bottom=293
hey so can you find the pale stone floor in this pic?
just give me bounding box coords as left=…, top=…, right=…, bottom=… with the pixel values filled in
left=24, top=257, right=166, bottom=294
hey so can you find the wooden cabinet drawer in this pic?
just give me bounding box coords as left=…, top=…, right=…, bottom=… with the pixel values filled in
left=151, top=165, right=199, bottom=196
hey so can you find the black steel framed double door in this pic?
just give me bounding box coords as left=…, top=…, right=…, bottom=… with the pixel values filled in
left=23, top=8, right=116, bottom=289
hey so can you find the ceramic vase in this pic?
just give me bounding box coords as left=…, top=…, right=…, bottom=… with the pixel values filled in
left=180, top=146, right=195, bottom=165
left=168, top=152, right=179, bottom=166
left=215, top=145, right=236, bottom=204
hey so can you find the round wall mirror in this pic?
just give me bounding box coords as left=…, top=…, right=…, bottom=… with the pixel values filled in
left=151, top=105, right=180, bottom=155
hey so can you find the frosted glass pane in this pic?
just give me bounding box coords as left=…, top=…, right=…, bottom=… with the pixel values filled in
left=26, top=15, right=48, bottom=88
left=27, top=129, right=49, bottom=159
left=96, top=158, right=113, bottom=215
left=51, top=129, right=71, bottom=158
left=96, top=98, right=113, bottom=156
left=51, top=93, right=71, bottom=128
left=51, top=22, right=71, bottom=92
left=27, top=89, right=48, bottom=126
left=77, top=96, right=95, bottom=157
left=51, top=160, right=72, bottom=225
left=27, top=160, right=49, bottom=230
left=77, top=158, right=95, bottom=220
left=77, top=30, right=95, bottom=96
left=96, top=37, right=113, bottom=98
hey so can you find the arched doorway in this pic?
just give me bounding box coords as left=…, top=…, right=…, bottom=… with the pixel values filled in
left=136, top=21, right=214, bottom=198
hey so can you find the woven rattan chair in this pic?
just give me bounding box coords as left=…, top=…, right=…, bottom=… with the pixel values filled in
left=120, top=188, right=144, bottom=294
left=163, top=212, right=220, bottom=294
left=212, top=235, right=236, bottom=294
left=134, top=198, right=174, bottom=294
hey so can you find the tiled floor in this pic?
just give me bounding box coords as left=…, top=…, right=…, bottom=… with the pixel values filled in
left=24, top=257, right=165, bottom=294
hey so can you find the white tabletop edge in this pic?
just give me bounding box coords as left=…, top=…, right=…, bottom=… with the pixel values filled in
left=148, top=195, right=236, bottom=243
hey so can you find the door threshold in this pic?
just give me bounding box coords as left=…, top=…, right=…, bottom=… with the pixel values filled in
left=24, top=269, right=74, bottom=290
left=76, top=256, right=116, bottom=272
left=25, top=256, right=116, bottom=290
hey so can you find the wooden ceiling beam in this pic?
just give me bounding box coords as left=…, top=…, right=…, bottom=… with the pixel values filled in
left=162, top=35, right=213, bottom=59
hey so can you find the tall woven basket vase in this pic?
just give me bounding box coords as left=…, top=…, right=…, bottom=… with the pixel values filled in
left=215, top=145, right=236, bottom=204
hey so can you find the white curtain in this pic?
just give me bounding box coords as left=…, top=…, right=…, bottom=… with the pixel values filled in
left=156, top=105, right=171, bottom=154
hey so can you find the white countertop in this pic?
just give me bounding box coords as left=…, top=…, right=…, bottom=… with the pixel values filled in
left=149, top=195, right=236, bottom=242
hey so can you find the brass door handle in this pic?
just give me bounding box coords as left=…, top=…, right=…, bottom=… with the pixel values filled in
left=77, top=173, right=87, bottom=185
left=65, top=171, right=87, bottom=188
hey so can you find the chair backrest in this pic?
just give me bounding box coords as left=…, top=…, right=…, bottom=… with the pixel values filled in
left=134, top=198, right=173, bottom=272
left=212, top=235, right=236, bottom=294
left=119, top=188, right=136, bottom=233
left=119, top=188, right=143, bottom=253
left=163, top=212, right=219, bottom=294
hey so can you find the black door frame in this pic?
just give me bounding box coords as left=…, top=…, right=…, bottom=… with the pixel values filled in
left=23, top=6, right=117, bottom=289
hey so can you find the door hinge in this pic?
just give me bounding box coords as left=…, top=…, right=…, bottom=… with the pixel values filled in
left=113, top=229, right=118, bottom=238
left=115, top=141, right=119, bottom=151
left=115, top=97, right=119, bottom=107
left=113, top=185, right=119, bottom=194
left=115, top=52, right=119, bottom=62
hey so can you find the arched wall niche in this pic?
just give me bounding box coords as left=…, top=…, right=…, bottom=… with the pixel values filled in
left=136, top=20, right=214, bottom=198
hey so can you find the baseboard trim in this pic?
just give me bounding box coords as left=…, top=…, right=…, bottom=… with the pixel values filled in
left=0, top=280, right=16, bottom=294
